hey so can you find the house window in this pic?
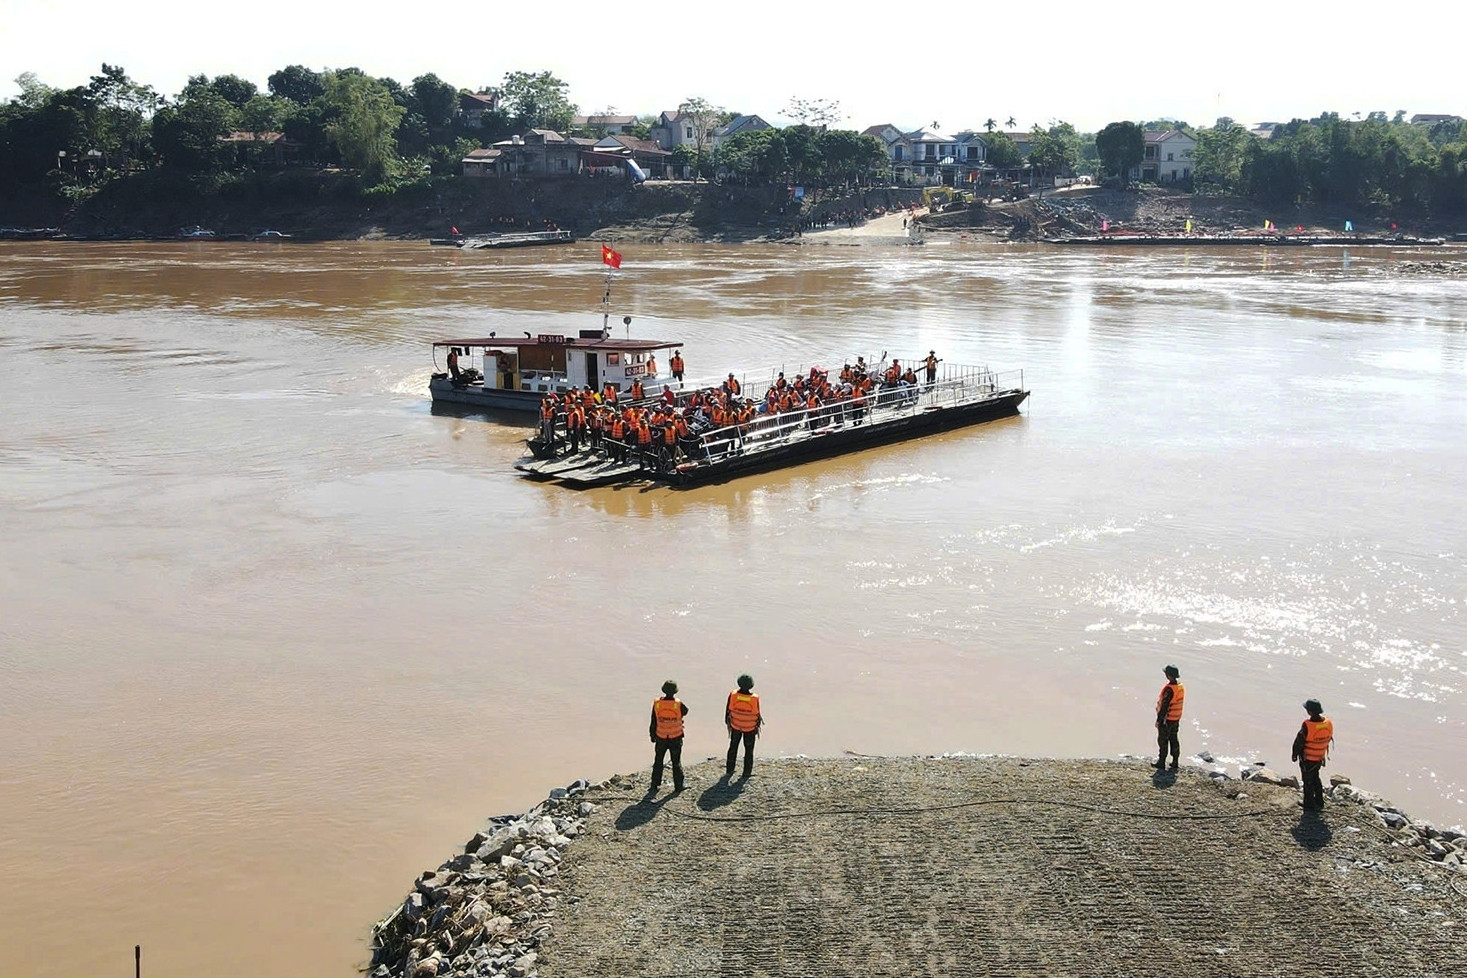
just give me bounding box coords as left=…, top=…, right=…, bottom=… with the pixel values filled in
left=685, top=127, right=693, bottom=140
left=1167, top=152, right=1174, bottom=161
left=894, top=146, right=904, bottom=161
left=558, top=158, right=568, bottom=170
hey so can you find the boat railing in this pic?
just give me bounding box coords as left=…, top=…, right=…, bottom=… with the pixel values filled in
left=686, top=366, right=1024, bottom=467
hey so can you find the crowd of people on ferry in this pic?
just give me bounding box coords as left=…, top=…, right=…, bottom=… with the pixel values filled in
left=537, top=352, right=943, bottom=471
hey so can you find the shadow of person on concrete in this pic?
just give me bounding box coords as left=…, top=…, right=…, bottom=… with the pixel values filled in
left=1150, top=768, right=1177, bottom=789
left=695, top=773, right=746, bottom=812
left=1291, top=810, right=1333, bottom=851
left=614, top=791, right=673, bottom=830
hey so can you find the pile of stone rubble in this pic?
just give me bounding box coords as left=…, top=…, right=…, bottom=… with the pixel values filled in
left=368, top=779, right=597, bottom=978
left=1195, top=754, right=1467, bottom=871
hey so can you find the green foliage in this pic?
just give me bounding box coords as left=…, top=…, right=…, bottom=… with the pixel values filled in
left=712, top=127, right=886, bottom=186
left=321, top=71, right=406, bottom=183
left=267, top=65, right=324, bottom=104
left=1194, top=121, right=1250, bottom=191
left=1182, top=111, right=1467, bottom=215
left=984, top=131, right=1023, bottom=168
left=499, top=71, right=576, bottom=132
left=1028, top=123, right=1079, bottom=177
left=1096, top=121, right=1144, bottom=186
left=152, top=90, right=235, bottom=173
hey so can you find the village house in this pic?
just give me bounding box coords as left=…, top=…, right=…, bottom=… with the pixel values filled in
left=711, top=114, right=773, bottom=148
left=570, top=114, right=638, bottom=135
left=219, top=131, right=300, bottom=166
left=648, top=110, right=714, bottom=151
left=861, top=124, right=910, bottom=174
left=460, top=146, right=500, bottom=178
left=457, top=92, right=500, bottom=127
left=490, top=130, right=581, bottom=176
left=590, top=135, right=673, bottom=179
left=1409, top=113, right=1462, bottom=126
left=1132, top=130, right=1196, bottom=183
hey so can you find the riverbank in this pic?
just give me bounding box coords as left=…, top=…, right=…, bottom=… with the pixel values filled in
left=371, top=755, right=1467, bottom=978
left=6, top=173, right=1462, bottom=245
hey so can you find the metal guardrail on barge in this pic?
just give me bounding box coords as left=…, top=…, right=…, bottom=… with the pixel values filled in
left=514, top=365, right=1028, bottom=489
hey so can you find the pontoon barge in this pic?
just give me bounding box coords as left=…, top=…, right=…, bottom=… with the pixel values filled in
left=430, top=332, right=685, bottom=413
left=514, top=363, right=1029, bottom=489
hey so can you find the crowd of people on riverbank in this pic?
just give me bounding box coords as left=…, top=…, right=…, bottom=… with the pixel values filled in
left=536, top=353, right=944, bottom=469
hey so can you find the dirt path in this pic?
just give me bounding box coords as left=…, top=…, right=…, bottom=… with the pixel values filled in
left=539, top=756, right=1465, bottom=978
left=801, top=208, right=924, bottom=242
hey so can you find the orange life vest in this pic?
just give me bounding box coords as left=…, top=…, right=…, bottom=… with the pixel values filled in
left=1157, top=682, right=1184, bottom=722
left=674, top=418, right=689, bottom=438
left=670, top=354, right=684, bottom=374
left=636, top=421, right=652, bottom=444
left=1301, top=717, right=1333, bottom=762
left=727, top=691, right=760, bottom=732
left=610, top=418, right=625, bottom=439
left=662, top=424, right=676, bottom=446
left=631, top=380, right=644, bottom=399
left=539, top=400, right=556, bottom=421
left=653, top=698, right=684, bottom=739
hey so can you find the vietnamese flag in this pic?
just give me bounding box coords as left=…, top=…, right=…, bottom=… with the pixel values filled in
left=601, top=244, right=623, bottom=269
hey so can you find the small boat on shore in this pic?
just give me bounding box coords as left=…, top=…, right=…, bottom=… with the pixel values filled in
left=514, top=363, right=1029, bottom=489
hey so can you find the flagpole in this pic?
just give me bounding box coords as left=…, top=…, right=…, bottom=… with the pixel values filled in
left=602, top=266, right=612, bottom=335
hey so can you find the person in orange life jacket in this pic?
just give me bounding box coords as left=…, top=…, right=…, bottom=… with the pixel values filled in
left=647, top=354, right=658, bottom=379
left=924, top=351, right=940, bottom=385
left=649, top=680, right=688, bottom=794
left=587, top=406, right=605, bottom=452
left=1154, top=664, right=1184, bottom=771
left=565, top=403, right=586, bottom=453
left=725, top=674, right=763, bottom=778
left=446, top=347, right=461, bottom=381
left=1291, top=699, right=1334, bottom=811
left=670, top=350, right=685, bottom=385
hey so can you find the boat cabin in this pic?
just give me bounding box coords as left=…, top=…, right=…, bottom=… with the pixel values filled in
left=431, top=329, right=683, bottom=411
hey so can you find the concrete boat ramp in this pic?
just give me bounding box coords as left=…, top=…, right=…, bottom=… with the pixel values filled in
left=514, top=453, right=647, bottom=488
left=537, top=757, right=1465, bottom=978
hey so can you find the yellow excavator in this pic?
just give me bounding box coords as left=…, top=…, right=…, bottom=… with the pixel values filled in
left=920, top=186, right=973, bottom=212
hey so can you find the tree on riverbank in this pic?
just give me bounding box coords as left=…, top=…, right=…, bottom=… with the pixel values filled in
left=1096, top=121, right=1144, bottom=188
left=1194, top=112, right=1467, bottom=216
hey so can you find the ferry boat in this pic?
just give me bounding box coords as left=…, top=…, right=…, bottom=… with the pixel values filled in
left=514, top=360, right=1029, bottom=489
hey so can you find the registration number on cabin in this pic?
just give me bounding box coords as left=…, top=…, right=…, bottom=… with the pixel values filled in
left=536, top=334, right=567, bottom=344
left=624, top=363, right=647, bottom=378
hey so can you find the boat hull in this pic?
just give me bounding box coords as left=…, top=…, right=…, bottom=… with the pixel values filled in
left=430, top=378, right=542, bottom=413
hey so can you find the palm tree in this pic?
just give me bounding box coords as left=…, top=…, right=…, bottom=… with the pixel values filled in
left=984, top=118, right=996, bottom=133
left=1005, top=116, right=1017, bottom=129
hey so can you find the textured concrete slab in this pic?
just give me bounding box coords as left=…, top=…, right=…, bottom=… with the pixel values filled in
left=540, top=757, right=1466, bottom=978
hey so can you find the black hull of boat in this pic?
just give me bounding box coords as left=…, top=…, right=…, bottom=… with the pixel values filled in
left=665, top=390, right=1028, bottom=487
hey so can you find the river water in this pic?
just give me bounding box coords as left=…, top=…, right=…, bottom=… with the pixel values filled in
left=1, top=239, right=1464, bottom=977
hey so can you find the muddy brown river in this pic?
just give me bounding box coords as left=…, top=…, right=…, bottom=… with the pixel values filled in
left=1, top=240, right=1464, bottom=977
